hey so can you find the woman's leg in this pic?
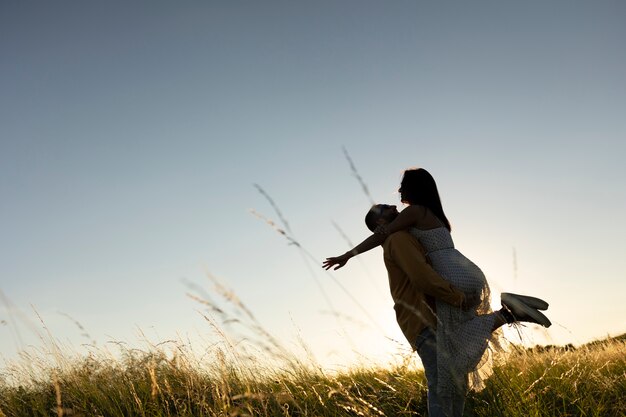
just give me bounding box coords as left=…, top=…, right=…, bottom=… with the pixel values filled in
left=492, top=310, right=508, bottom=331
left=496, top=294, right=552, bottom=328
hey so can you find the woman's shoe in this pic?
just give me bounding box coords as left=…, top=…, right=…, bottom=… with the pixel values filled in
left=501, top=293, right=549, bottom=310
left=501, top=295, right=552, bottom=327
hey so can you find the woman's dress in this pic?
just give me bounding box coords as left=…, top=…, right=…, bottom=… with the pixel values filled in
left=409, top=226, right=500, bottom=395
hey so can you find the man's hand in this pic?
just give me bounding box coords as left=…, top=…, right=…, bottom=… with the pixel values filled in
left=323, top=253, right=351, bottom=270
left=461, top=291, right=481, bottom=311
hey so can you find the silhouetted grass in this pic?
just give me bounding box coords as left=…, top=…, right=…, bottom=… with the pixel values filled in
left=1, top=334, right=624, bottom=416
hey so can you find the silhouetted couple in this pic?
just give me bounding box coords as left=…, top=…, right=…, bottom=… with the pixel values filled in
left=324, top=168, right=551, bottom=417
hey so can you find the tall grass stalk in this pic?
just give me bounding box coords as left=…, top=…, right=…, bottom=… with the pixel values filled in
left=1, top=334, right=624, bottom=416
left=2, top=270, right=625, bottom=416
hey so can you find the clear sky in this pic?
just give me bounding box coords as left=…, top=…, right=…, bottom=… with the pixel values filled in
left=2, top=1, right=625, bottom=369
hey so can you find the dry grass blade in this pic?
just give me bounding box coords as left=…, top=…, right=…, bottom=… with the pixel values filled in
left=342, top=146, right=375, bottom=206
left=253, top=183, right=293, bottom=235
left=250, top=207, right=386, bottom=335
left=0, top=332, right=624, bottom=416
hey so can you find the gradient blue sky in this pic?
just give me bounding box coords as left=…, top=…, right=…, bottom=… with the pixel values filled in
left=2, top=1, right=625, bottom=368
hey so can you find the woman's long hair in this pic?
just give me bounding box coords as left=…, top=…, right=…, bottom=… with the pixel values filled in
left=399, top=168, right=451, bottom=231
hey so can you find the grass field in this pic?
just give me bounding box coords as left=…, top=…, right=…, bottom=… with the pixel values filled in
left=1, top=331, right=624, bottom=417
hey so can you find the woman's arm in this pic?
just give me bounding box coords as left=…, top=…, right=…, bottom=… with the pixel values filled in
left=376, top=205, right=425, bottom=235
left=323, top=206, right=425, bottom=271
left=323, top=233, right=387, bottom=270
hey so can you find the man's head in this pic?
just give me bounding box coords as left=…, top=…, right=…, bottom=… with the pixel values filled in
left=364, top=204, right=399, bottom=232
